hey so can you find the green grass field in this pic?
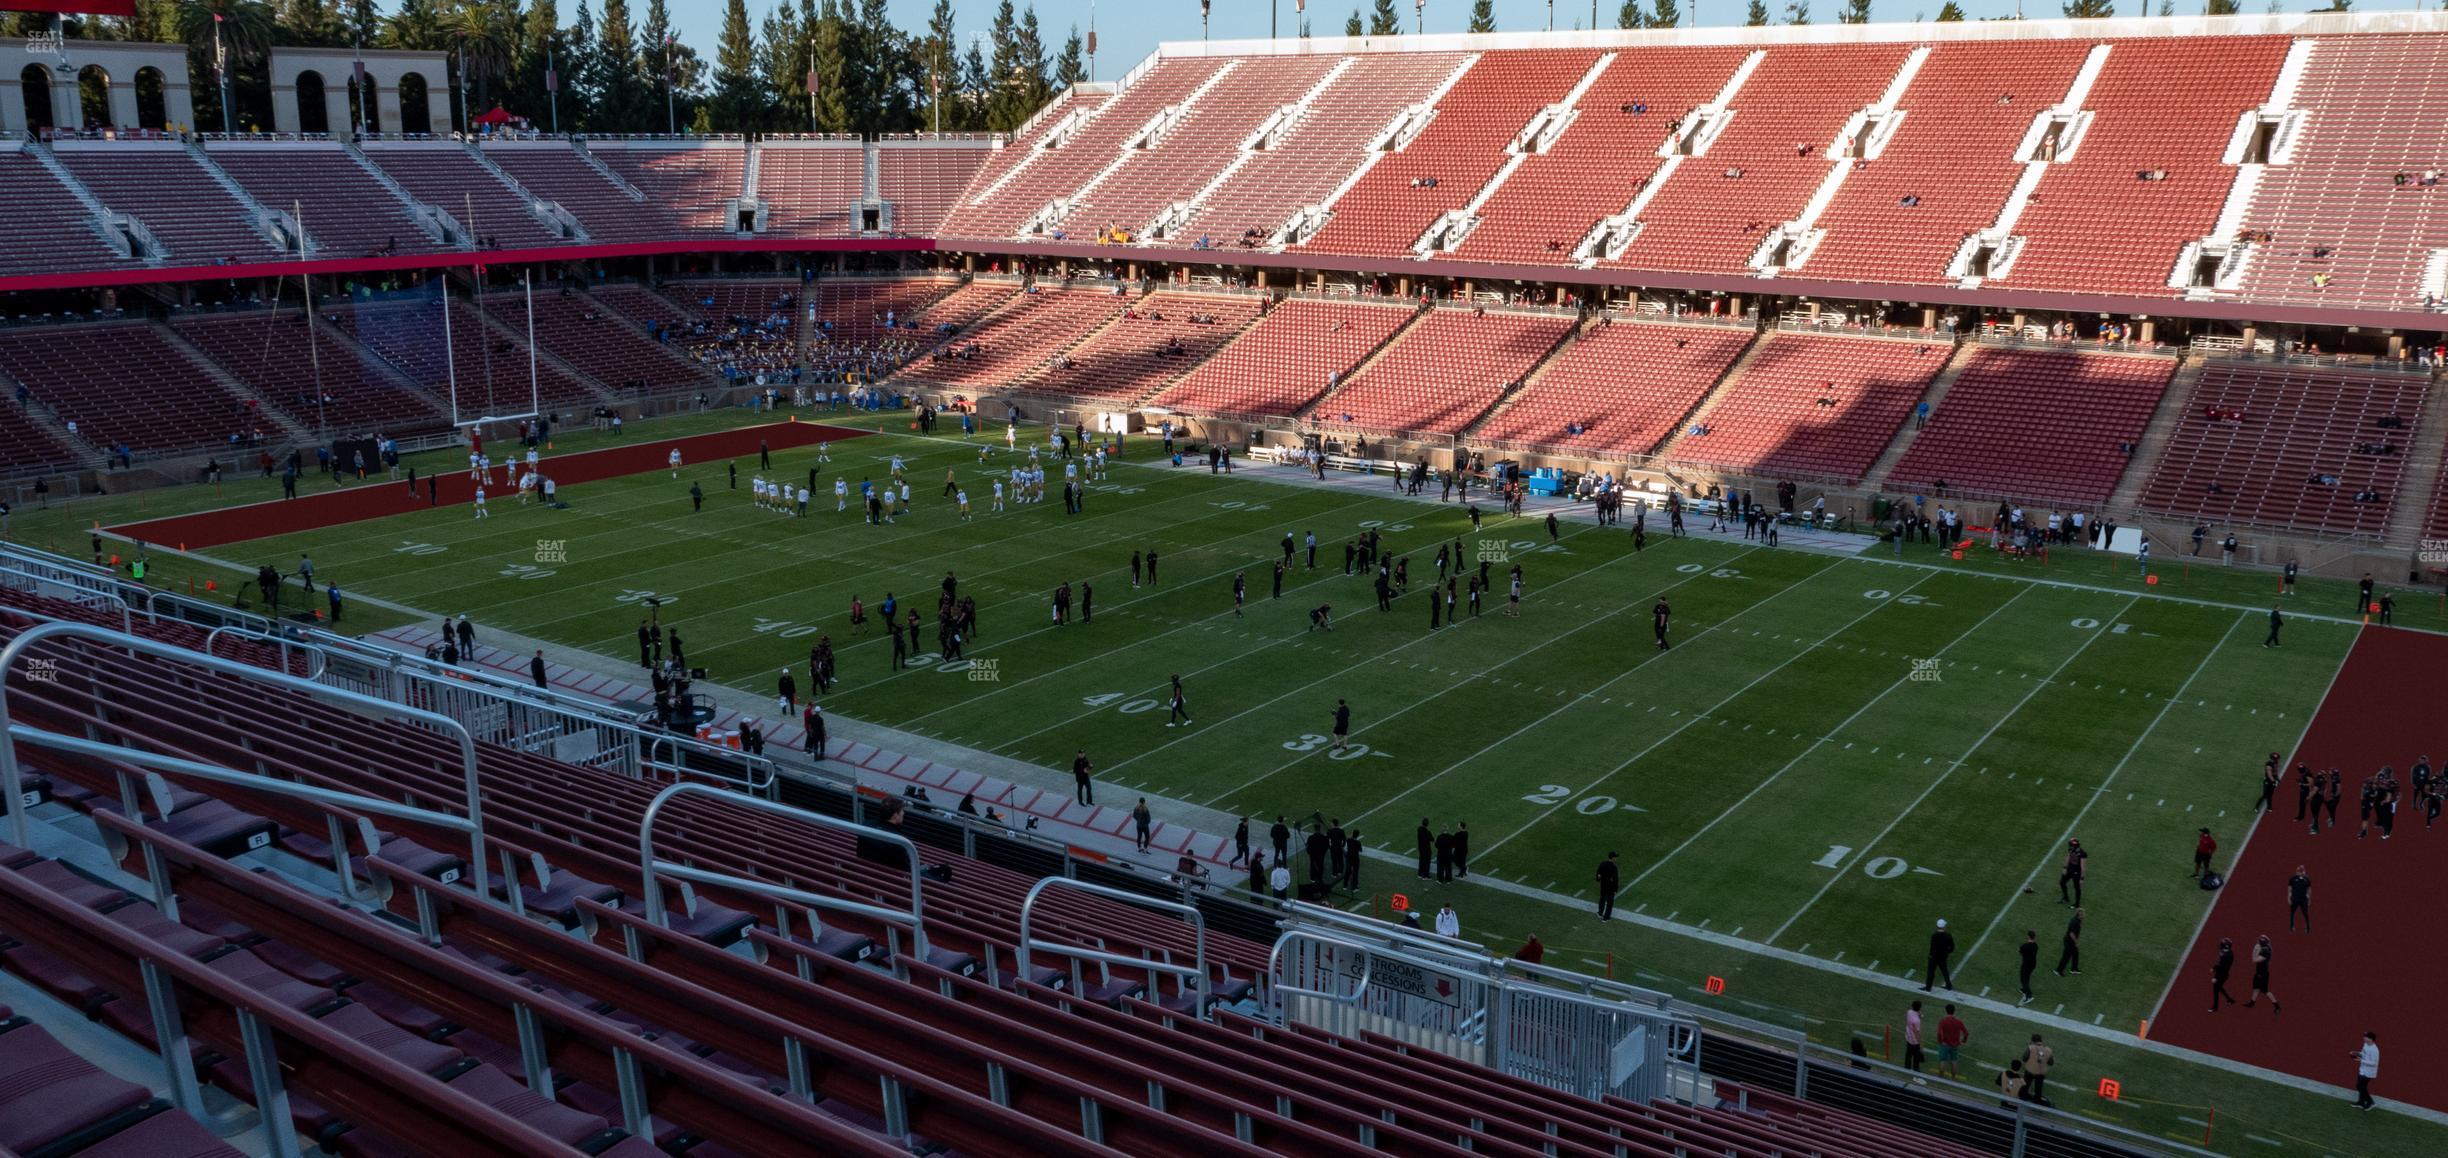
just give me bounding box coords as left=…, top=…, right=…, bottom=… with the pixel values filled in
left=37, top=409, right=2445, bottom=1156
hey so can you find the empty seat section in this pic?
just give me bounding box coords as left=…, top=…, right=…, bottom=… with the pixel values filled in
left=2228, top=34, right=2448, bottom=311
left=174, top=312, right=448, bottom=434
left=1151, top=298, right=1416, bottom=417
left=0, top=405, right=79, bottom=472
left=1313, top=308, right=1572, bottom=436
left=364, top=145, right=563, bottom=249
left=808, top=278, right=961, bottom=342
left=0, top=323, right=267, bottom=454
left=480, top=293, right=706, bottom=394
left=1016, top=292, right=1262, bottom=402
left=1304, top=50, right=1602, bottom=259
left=1884, top=348, right=2174, bottom=504
left=899, top=290, right=1124, bottom=390
left=207, top=144, right=450, bottom=258
left=935, top=90, right=1110, bottom=236
left=1455, top=46, right=1748, bottom=266
left=1474, top=321, right=1753, bottom=456
left=874, top=141, right=991, bottom=234
left=2139, top=362, right=2426, bottom=537
left=590, top=144, right=747, bottom=234
left=485, top=144, right=674, bottom=242
left=54, top=144, right=287, bottom=266
left=2002, top=37, right=2289, bottom=298
left=329, top=299, right=596, bottom=410
left=941, top=61, right=1224, bottom=240
left=1064, top=56, right=1342, bottom=239
left=1171, top=53, right=1464, bottom=249
left=1667, top=333, right=1946, bottom=482
left=1799, top=41, right=2091, bottom=285
left=0, top=149, right=131, bottom=276
left=1612, top=43, right=1911, bottom=276
left=757, top=143, right=867, bottom=237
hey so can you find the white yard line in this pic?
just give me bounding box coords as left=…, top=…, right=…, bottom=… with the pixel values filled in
left=1764, top=594, right=2142, bottom=945
left=1958, top=611, right=2249, bottom=970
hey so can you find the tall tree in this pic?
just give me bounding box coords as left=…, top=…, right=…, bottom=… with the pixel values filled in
left=505, top=0, right=560, bottom=125
left=1784, top=0, right=1812, bottom=23
left=275, top=0, right=345, bottom=46
left=917, top=0, right=958, bottom=131
left=958, top=38, right=988, bottom=129
left=758, top=0, right=808, bottom=133
left=179, top=0, right=279, bottom=130
left=591, top=0, right=641, bottom=129
left=1745, top=0, right=1772, bottom=24
left=859, top=0, right=913, bottom=133
left=1368, top=0, right=1401, bottom=35
left=2061, top=0, right=2112, bottom=14
left=809, top=0, right=850, bottom=131
left=382, top=0, right=441, bottom=49
left=345, top=0, right=376, bottom=43
left=1008, top=6, right=1052, bottom=124
left=1467, top=0, right=1495, bottom=32
left=1345, top=8, right=1363, bottom=35
left=1838, top=0, right=1871, bottom=22
left=2204, top=0, right=2238, bottom=13
left=1617, top=0, right=1644, bottom=26
left=1650, top=0, right=1681, bottom=28
left=640, top=0, right=678, bottom=130
left=1053, top=26, right=1085, bottom=87
left=708, top=0, right=759, bottom=131
left=1934, top=0, right=1964, bottom=17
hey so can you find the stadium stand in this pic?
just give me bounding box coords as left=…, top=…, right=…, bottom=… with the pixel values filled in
left=1665, top=332, right=1949, bottom=482
left=874, top=140, right=993, bottom=235
left=0, top=322, right=267, bottom=455
left=206, top=144, right=453, bottom=258
left=362, top=142, right=565, bottom=249
left=1015, top=292, right=1264, bottom=403
left=1303, top=49, right=1603, bottom=258
left=0, top=147, right=128, bottom=275
left=1612, top=43, right=1914, bottom=275
left=327, top=298, right=598, bottom=412
left=482, top=142, right=668, bottom=242
left=1882, top=346, right=2177, bottom=505
left=2139, top=360, right=2428, bottom=537
left=171, top=311, right=452, bottom=435
left=937, top=89, right=1111, bottom=230
left=479, top=290, right=710, bottom=394
left=1999, top=37, right=2290, bottom=298
left=1163, top=51, right=1468, bottom=249
left=2226, top=34, right=2448, bottom=312
left=901, top=288, right=1126, bottom=389
left=52, top=142, right=289, bottom=265
left=940, top=61, right=1229, bottom=241
left=1058, top=55, right=1343, bottom=243
left=1792, top=40, right=2093, bottom=285
left=0, top=401, right=82, bottom=472
left=586, top=142, right=748, bottom=235
left=1149, top=296, right=1420, bottom=418
left=1310, top=306, right=1576, bottom=436
left=1470, top=318, right=1755, bottom=457
left=1452, top=45, right=1751, bottom=266
left=807, top=276, right=961, bottom=341
left=755, top=141, right=868, bottom=238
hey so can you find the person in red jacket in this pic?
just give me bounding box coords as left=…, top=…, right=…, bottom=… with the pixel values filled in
left=2193, top=827, right=2218, bottom=879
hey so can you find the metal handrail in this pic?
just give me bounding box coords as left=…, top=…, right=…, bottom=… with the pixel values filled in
left=1266, top=928, right=1377, bottom=1009
left=0, top=621, right=490, bottom=898
left=204, top=623, right=327, bottom=680
left=644, top=733, right=777, bottom=795
left=637, top=783, right=927, bottom=965
left=1016, top=877, right=1209, bottom=1014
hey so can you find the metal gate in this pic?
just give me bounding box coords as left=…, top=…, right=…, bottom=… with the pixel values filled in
left=1495, top=981, right=1692, bottom=1103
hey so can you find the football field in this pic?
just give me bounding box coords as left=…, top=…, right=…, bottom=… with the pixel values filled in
left=80, top=411, right=2448, bottom=1152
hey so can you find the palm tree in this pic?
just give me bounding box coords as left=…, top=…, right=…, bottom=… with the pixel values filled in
left=444, top=0, right=514, bottom=120
left=176, top=0, right=276, bottom=129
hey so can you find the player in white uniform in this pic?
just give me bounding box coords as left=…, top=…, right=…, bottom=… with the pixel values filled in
left=817, top=440, right=831, bottom=463
left=1091, top=447, right=1107, bottom=481
left=472, top=486, right=488, bottom=518
left=668, top=448, right=682, bottom=477
left=1005, top=422, right=1017, bottom=449
left=796, top=486, right=810, bottom=516
left=834, top=477, right=848, bottom=511
left=468, top=452, right=483, bottom=481
left=956, top=489, right=971, bottom=522
left=991, top=479, right=1005, bottom=512
left=889, top=455, right=905, bottom=482
left=751, top=477, right=765, bottom=509
left=896, top=480, right=911, bottom=514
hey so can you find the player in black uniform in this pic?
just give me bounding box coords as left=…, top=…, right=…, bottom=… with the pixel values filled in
left=1653, top=598, right=1673, bottom=650
left=2286, top=865, right=2312, bottom=932
left=2209, top=938, right=2238, bottom=1013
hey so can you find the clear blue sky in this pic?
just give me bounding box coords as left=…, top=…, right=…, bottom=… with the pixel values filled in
left=658, top=1, right=2353, bottom=83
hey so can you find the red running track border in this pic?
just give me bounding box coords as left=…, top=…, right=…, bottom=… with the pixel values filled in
left=109, top=419, right=873, bottom=550
left=2149, top=625, right=2448, bottom=1113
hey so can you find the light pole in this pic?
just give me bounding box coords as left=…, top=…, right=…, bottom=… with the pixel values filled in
left=806, top=45, right=818, bottom=134
left=1202, top=0, right=1211, bottom=40
left=545, top=43, right=560, bottom=134
left=212, top=12, right=232, bottom=132
left=663, top=35, right=677, bottom=134
left=1415, top=0, right=1426, bottom=34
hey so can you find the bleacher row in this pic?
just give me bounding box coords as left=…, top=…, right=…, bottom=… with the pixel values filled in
left=0, top=587, right=1983, bottom=1157
left=6, top=26, right=2448, bottom=312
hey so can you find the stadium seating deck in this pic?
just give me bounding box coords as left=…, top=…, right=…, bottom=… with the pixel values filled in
left=1015, top=291, right=1265, bottom=403
left=1453, top=45, right=1750, bottom=267
left=173, top=311, right=451, bottom=436
left=1472, top=319, right=1755, bottom=457
left=1883, top=346, right=2176, bottom=506
left=54, top=143, right=287, bottom=266
left=808, top=277, right=961, bottom=342
left=1304, top=49, right=1603, bottom=259
left=0, top=148, right=127, bottom=276
left=207, top=144, right=453, bottom=259
left=2139, top=360, right=2428, bottom=537
left=484, top=143, right=669, bottom=242
left=1063, top=55, right=1343, bottom=241
left=1665, top=332, right=1948, bottom=482
left=1311, top=307, right=1575, bottom=436
left=874, top=141, right=990, bottom=236
left=943, top=61, right=1227, bottom=240
left=588, top=143, right=747, bottom=235
left=1613, top=43, right=1913, bottom=276
left=480, top=290, right=708, bottom=395
left=1795, top=40, right=2092, bottom=285
left=0, top=322, right=265, bottom=455
left=1149, top=296, right=1420, bottom=418
left=328, top=298, right=596, bottom=412
left=2002, top=37, right=2290, bottom=298
left=755, top=142, right=868, bottom=238
left=901, top=288, right=1127, bottom=390
left=2228, top=34, right=2448, bottom=312
left=0, top=402, right=81, bottom=472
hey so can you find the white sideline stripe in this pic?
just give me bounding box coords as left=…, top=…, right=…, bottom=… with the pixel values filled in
left=2145, top=624, right=2357, bottom=1028
left=1620, top=581, right=2040, bottom=897
left=1472, top=565, right=1934, bottom=862
left=1959, top=611, right=2249, bottom=971
left=1765, top=594, right=2141, bottom=945
left=1353, top=843, right=2448, bottom=1131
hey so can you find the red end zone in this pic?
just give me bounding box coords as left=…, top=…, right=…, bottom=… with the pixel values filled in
left=111, top=421, right=872, bottom=550
left=2150, top=625, right=2448, bottom=1112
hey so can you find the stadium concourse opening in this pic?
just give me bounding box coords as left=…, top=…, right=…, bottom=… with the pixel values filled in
left=109, top=421, right=867, bottom=550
